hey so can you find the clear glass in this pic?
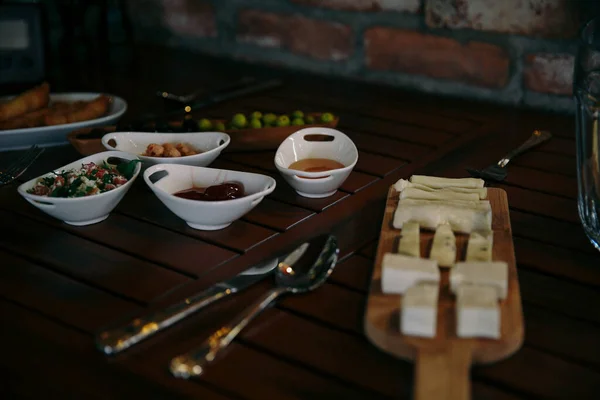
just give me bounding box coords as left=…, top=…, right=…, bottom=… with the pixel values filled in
left=575, top=17, right=600, bottom=250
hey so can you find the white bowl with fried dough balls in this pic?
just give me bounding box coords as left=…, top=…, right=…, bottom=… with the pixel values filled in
left=101, top=131, right=230, bottom=167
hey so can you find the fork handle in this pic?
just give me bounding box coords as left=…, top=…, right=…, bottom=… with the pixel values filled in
left=498, top=130, right=552, bottom=167
left=169, top=287, right=286, bottom=379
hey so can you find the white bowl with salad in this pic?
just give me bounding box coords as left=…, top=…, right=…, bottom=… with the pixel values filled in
left=17, top=151, right=142, bottom=226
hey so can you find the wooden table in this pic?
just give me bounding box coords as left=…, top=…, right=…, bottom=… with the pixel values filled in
left=1, top=45, right=599, bottom=399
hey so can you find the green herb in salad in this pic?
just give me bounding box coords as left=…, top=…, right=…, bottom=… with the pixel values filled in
left=27, top=160, right=139, bottom=198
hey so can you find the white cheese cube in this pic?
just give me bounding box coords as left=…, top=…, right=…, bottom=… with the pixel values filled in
left=398, top=221, right=420, bottom=257
left=456, top=284, right=500, bottom=339
left=465, top=231, right=494, bottom=262
left=429, top=223, right=456, bottom=267
left=450, top=261, right=508, bottom=299
left=381, top=253, right=440, bottom=294
left=401, top=283, right=439, bottom=338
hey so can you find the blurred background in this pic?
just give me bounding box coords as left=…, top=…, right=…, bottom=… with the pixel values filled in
left=3, top=0, right=600, bottom=114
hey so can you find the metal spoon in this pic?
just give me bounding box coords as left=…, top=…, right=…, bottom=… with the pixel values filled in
left=169, top=234, right=339, bottom=379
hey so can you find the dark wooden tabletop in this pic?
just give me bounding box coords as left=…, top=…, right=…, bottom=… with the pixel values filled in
left=1, top=44, right=599, bottom=399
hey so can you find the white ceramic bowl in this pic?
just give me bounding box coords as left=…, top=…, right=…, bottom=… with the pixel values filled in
left=101, top=131, right=230, bottom=167
left=143, top=164, right=276, bottom=230
left=17, top=151, right=141, bottom=226
left=274, top=127, right=358, bottom=198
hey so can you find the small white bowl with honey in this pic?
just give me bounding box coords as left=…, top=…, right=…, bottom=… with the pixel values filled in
left=274, top=127, right=358, bottom=198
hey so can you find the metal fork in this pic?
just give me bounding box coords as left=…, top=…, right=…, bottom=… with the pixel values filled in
left=0, top=145, right=45, bottom=186
left=466, top=130, right=552, bottom=182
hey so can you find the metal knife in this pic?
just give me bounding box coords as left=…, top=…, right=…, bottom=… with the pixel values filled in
left=155, top=76, right=257, bottom=103
left=118, top=78, right=282, bottom=130
left=95, top=251, right=293, bottom=355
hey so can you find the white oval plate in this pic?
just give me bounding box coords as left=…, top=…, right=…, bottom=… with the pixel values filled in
left=0, top=93, right=127, bottom=151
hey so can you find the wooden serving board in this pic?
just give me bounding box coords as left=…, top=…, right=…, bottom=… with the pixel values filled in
left=364, top=187, right=524, bottom=400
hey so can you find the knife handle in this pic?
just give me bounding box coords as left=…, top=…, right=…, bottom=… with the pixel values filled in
left=95, top=284, right=235, bottom=355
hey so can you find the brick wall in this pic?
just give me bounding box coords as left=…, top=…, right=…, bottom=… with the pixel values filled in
left=126, top=0, right=600, bottom=114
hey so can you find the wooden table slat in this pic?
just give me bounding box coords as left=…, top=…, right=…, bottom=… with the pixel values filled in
left=498, top=184, right=579, bottom=223
left=0, top=210, right=189, bottom=303
left=344, top=129, right=432, bottom=161
left=518, top=269, right=600, bottom=325
left=502, top=165, right=577, bottom=199
left=510, top=151, right=575, bottom=177
left=514, top=237, right=600, bottom=287
left=0, top=301, right=234, bottom=400
left=354, top=151, right=406, bottom=177
left=510, top=210, right=595, bottom=255
left=0, top=197, right=238, bottom=277
left=537, top=137, right=576, bottom=157
left=269, top=85, right=479, bottom=134
left=475, top=347, right=600, bottom=398
left=243, top=198, right=315, bottom=231
left=0, top=250, right=142, bottom=331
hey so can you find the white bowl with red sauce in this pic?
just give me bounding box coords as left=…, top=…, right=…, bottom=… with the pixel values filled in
left=143, top=163, right=276, bottom=230
left=17, top=151, right=142, bottom=226
left=274, top=127, right=358, bottom=198
left=101, top=131, right=230, bottom=167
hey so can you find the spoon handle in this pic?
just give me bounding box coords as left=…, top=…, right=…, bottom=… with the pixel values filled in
left=169, top=287, right=286, bottom=379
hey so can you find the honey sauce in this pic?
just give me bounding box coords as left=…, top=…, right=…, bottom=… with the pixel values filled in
left=287, top=158, right=345, bottom=180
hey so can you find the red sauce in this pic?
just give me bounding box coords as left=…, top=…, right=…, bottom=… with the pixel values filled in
left=174, top=182, right=245, bottom=201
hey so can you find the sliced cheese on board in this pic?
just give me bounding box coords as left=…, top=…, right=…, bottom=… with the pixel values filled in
left=450, top=261, right=508, bottom=299
left=398, top=221, right=420, bottom=257
left=394, top=179, right=487, bottom=199
left=456, top=284, right=500, bottom=339
left=410, top=175, right=485, bottom=189
left=429, top=223, right=457, bottom=267
left=401, top=283, right=439, bottom=338
left=400, top=187, right=480, bottom=202
left=393, top=198, right=492, bottom=233
left=381, top=253, right=440, bottom=294
left=465, top=231, right=494, bottom=262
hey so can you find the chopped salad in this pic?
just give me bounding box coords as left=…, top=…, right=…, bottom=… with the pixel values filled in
left=27, top=160, right=139, bottom=198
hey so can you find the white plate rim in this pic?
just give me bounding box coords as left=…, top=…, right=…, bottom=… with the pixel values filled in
left=0, top=92, right=127, bottom=136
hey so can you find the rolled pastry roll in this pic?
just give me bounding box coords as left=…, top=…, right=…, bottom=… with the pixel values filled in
left=393, top=179, right=487, bottom=199
left=393, top=198, right=492, bottom=233
left=0, top=82, right=50, bottom=121
left=400, top=187, right=480, bottom=202
left=410, top=175, right=485, bottom=189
